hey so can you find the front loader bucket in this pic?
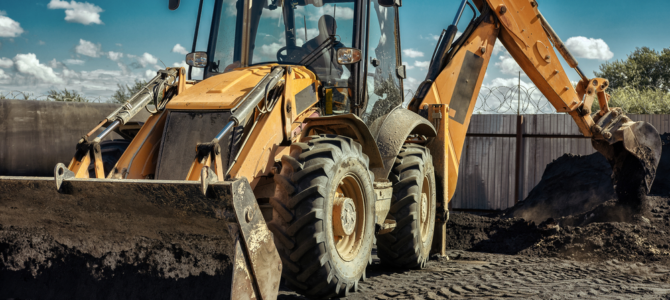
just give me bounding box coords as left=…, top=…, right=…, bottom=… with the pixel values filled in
left=0, top=175, right=281, bottom=300
left=591, top=108, right=663, bottom=212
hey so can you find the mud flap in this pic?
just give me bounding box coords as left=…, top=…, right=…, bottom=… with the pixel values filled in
left=0, top=174, right=281, bottom=300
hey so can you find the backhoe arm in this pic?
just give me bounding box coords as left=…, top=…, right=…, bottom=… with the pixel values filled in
left=410, top=0, right=662, bottom=253
left=473, top=0, right=661, bottom=204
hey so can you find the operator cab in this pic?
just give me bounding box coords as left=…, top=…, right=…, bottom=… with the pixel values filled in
left=195, top=0, right=405, bottom=126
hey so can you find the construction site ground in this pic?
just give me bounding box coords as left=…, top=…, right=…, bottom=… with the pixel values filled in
left=280, top=195, right=670, bottom=299
left=5, top=148, right=670, bottom=299
left=279, top=248, right=670, bottom=299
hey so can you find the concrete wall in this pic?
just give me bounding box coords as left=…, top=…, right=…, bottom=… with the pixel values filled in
left=0, top=100, right=149, bottom=176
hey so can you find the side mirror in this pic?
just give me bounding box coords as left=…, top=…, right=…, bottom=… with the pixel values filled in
left=186, top=52, right=208, bottom=68
left=169, top=0, right=181, bottom=10
left=337, top=48, right=362, bottom=65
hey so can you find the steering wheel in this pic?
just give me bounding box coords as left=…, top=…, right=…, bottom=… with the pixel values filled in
left=277, top=46, right=289, bottom=62
left=277, top=46, right=308, bottom=63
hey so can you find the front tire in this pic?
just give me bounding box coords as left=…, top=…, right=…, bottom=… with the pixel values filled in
left=268, top=135, right=375, bottom=298
left=377, top=144, right=436, bottom=269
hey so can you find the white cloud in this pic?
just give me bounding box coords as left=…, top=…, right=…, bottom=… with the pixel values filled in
left=403, top=49, right=424, bottom=58
left=0, top=12, right=24, bottom=38
left=136, top=52, right=158, bottom=68
left=295, top=28, right=320, bottom=41
left=0, top=69, right=9, bottom=80
left=487, top=77, right=535, bottom=89
left=38, top=41, right=46, bottom=46
left=173, top=61, right=203, bottom=78
left=414, top=61, right=429, bottom=69
left=145, top=69, right=157, bottom=79
left=115, top=43, right=122, bottom=47
left=117, top=62, right=129, bottom=74
left=75, top=39, right=102, bottom=57
left=404, top=77, right=419, bottom=91
left=47, top=59, right=63, bottom=69
left=262, top=6, right=284, bottom=19
left=172, top=44, right=189, bottom=55
left=565, top=36, right=614, bottom=60
left=107, top=51, right=123, bottom=61
left=0, top=63, right=162, bottom=101
left=307, top=5, right=354, bottom=21
left=260, top=43, right=283, bottom=60
left=420, top=34, right=440, bottom=41
left=492, top=39, right=505, bottom=55
left=47, top=0, right=104, bottom=25
left=403, top=62, right=415, bottom=70
left=0, top=57, right=13, bottom=68
left=495, top=54, right=523, bottom=75
left=65, top=59, right=85, bottom=65
left=13, top=53, right=63, bottom=84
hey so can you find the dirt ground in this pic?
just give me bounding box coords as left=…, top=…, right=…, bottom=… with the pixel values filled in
left=4, top=138, right=670, bottom=299
left=277, top=248, right=670, bottom=299
left=277, top=145, right=670, bottom=299
left=277, top=194, right=670, bottom=299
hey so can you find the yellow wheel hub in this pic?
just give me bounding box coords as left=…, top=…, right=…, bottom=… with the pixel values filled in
left=332, top=175, right=366, bottom=261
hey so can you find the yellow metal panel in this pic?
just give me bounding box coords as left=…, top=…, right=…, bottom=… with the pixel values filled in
left=421, top=21, right=498, bottom=203
left=114, top=112, right=168, bottom=179
left=166, top=65, right=274, bottom=110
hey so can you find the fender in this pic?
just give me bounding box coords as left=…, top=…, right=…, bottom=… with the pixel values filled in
left=370, top=107, right=437, bottom=179
left=301, top=114, right=385, bottom=177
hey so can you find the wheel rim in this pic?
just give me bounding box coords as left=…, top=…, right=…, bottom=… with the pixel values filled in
left=420, top=175, right=432, bottom=242
left=332, top=174, right=366, bottom=261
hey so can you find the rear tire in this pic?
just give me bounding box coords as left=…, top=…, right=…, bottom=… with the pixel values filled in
left=268, top=135, right=375, bottom=299
left=377, top=144, right=436, bottom=269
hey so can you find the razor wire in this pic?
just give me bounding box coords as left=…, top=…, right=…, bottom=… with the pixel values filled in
left=0, top=91, right=107, bottom=103
left=403, top=85, right=558, bottom=114
left=474, top=85, right=556, bottom=114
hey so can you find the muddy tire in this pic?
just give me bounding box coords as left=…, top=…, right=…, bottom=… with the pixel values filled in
left=377, top=144, right=436, bottom=269
left=88, top=139, right=131, bottom=178
left=268, top=135, right=375, bottom=299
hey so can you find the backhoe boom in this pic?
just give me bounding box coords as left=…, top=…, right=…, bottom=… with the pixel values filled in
left=409, top=0, right=662, bottom=253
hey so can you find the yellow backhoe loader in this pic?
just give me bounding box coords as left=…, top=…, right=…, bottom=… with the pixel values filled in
left=0, top=0, right=662, bottom=299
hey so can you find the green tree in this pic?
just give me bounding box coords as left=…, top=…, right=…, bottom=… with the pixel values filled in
left=111, top=80, right=148, bottom=104
left=595, top=47, right=670, bottom=91
left=47, top=89, right=88, bottom=102
left=591, top=87, right=670, bottom=114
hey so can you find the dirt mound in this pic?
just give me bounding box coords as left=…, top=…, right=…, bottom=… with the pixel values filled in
left=504, top=152, right=614, bottom=223
left=505, top=133, right=670, bottom=224
left=0, top=226, right=233, bottom=300
left=0, top=179, right=237, bottom=300
left=651, top=133, right=670, bottom=196
left=446, top=195, right=670, bottom=264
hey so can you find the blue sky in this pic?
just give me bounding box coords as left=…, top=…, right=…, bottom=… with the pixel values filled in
left=0, top=0, right=668, bottom=103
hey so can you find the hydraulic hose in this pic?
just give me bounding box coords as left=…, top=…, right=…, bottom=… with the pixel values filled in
left=94, top=68, right=179, bottom=142
left=211, top=67, right=285, bottom=143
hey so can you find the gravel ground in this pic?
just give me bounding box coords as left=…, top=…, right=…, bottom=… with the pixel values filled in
left=279, top=249, right=670, bottom=299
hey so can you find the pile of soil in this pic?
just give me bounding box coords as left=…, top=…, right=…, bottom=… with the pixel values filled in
left=447, top=195, right=670, bottom=264
left=446, top=133, right=670, bottom=264
left=504, top=152, right=614, bottom=223
left=0, top=178, right=236, bottom=300
left=505, top=133, right=670, bottom=224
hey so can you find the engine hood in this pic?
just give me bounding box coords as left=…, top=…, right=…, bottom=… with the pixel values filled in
left=166, top=65, right=274, bottom=110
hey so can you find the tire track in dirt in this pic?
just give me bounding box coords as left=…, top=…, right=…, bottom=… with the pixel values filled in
left=279, top=249, right=670, bottom=299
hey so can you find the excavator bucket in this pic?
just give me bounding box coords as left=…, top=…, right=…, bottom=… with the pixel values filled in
left=591, top=108, right=663, bottom=212
left=0, top=172, right=281, bottom=300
